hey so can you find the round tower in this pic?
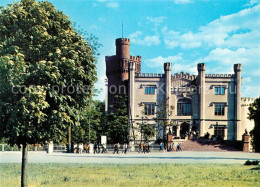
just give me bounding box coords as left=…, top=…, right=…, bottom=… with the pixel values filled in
left=116, top=38, right=130, bottom=59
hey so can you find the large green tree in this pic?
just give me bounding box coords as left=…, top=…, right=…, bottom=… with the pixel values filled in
left=0, top=0, right=97, bottom=186
left=248, top=97, right=260, bottom=152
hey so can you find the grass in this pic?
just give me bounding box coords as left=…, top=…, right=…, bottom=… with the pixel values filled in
left=0, top=163, right=259, bottom=187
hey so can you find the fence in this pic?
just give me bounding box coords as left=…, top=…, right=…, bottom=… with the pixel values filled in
left=0, top=144, right=47, bottom=152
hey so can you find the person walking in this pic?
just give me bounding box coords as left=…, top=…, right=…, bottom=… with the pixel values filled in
left=159, top=142, right=163, bottom=152
left=94, top=143, right=97, bottom=154
left=124, top=144, right=128, bottom=154
left=97, top=143, right=101, bottom=153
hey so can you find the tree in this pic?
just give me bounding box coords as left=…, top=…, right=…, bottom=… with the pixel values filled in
left=141, top=123, right=156, bottom=142
left=153, top=97, right=174, bottom=141
left=106, top=95, right=128, bottom=144
left=248, top=97, right=260, bottom=152
left=0, top=0, right=97, bottom=186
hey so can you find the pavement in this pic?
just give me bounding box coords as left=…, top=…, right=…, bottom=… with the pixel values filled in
left=0, top=151, right=259, bottom=164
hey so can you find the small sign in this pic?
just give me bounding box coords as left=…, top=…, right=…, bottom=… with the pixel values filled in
left=101, top=136, right=107, bottom=144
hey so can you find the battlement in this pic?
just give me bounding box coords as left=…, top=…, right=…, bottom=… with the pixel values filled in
left=130, top=55, right=142, bottom=62
left=116, top=38, right=130, bottom=45
left=205, top=74, right=234, bottom=78
left=197, top=63, right=206, bottom=71
left=172, top=72, right=197, bottom=81
left=136, top=73, right=165, bottom=78
left=241, top=97, right=255, bottom=107
left=164, top=62, right=172, bottom=71
left=234, top=64, right=242, bottom=72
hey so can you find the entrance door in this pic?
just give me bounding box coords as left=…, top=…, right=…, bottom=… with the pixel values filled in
left=180, top=122, right=190, bottom=138
left=172, top=126, right=177, bottom=136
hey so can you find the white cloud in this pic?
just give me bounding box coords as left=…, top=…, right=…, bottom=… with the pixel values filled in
left=96, top=0, right=119, bottom=9
left=145, top=54, right=183, bottom=68
left=203, top=48, right=260, bottom=65
left=249, top=0, right=260, bottom=5
left=243, top=77, right=252, bottom=84
left=106, top=1, right=119, bottom=8
left=162, top=5, right=260, bottom=49
left=242, top=85, right=260, bottom=98
left=252, top=69, right=260, bottom=76
left=129, top=31, right=160, bottom=46
left=146, top=16, right=167, bottom=27
left=174, top=0, right=192, bottom=4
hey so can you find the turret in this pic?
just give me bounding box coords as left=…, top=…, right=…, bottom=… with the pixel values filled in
left=197, top=63, right=206, bottom=137
left=116, top=38, right=130, bottom=59
left=234, top=64, right=242, bottom=140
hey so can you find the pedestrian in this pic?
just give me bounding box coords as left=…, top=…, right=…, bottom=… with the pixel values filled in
left=104, top=143, right=107, bottom=153
left=124, top=144, right=128, bottom=154
left=98, top=143, right=101, bottom=153
left=138, top=142, right=142, bottom=153
left=79, top=143, right=83, bottom=154
left=94, top=143, right=97, bottom=154
left=147, top=144, right=150, bottom=153
left=122, top=144, right=125, bottom=153
left=143, top=143, right=146, bottom=154
left=101, top=143, right=105, bottom=153
left=87, top=144, right=90, bottom=153
left=178, top=143, right=182, bottom=151
left=84, top=144, right=87, bottom=153
left=159, top=142, right=163, bottom=152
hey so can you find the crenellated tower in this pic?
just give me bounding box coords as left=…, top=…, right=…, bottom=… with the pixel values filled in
left=106, top=38, right=141, bottom=112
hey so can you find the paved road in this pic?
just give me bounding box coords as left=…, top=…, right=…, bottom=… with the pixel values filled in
left=1, top=151, right=259, bottom=164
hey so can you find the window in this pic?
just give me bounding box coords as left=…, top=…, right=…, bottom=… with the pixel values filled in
left=177, top=99, right=191, bottom=116
left=215, top=87, right=225, bottom=95
left=214, top=126, right=225, bottom=138
left=214, top=104, right=225, bottom=116
left=145, top=86, right=155, bottom=95
left=144, top=103, right=155, bottom=115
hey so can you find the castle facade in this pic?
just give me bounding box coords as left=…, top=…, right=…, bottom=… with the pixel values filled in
left=106, top=38, right=254, bottom=142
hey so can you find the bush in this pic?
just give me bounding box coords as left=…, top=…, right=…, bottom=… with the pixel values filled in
left=244, top=160, right=259, bottom=165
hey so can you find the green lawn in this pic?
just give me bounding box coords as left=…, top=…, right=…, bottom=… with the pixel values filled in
left=0, top=163, right=259, bottom=187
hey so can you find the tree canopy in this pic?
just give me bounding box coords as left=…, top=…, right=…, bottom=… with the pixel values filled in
left=248, top=97, right=260, bottom=152
left=0, top=0, right=98, bottom=185
left=0, top=0, right=97, bottom=146
left=106, top=95, right=128, bottom=144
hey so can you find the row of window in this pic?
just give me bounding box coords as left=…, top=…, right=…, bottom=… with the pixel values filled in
left=144, top=86, right=226, bottom=96
left=143, top=102, right=225, bottom=116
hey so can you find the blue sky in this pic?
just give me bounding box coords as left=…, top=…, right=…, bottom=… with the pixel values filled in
left=1, top=0, right=260, bottom=100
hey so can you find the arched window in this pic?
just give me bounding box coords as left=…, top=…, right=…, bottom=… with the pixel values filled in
left=177, top=99, right=191, bottom=116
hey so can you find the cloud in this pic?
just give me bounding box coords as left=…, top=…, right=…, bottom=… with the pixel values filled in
left=145, top=54, right=183, bottom=68
left=129, top=31, right=160, bottom=46
left=243, top=77, right=252, bottom=84
left=252, top=69, right=260, bottom=76
left=242, top=85, right=260, bottom=98
left=96, top=0, right=119, bottom=9
left=203, top=48, right=260, bottom=65
left=249, top=0, right=260, bottom=5
left=174, top=0, right=193, bottom=4
left=162, top=5, right=260, bottom=49
left=146, top=16, right=167, bottom=27
left=106, top=1, right=119, bottom=8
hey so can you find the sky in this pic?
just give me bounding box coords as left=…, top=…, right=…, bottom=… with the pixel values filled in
left=1, top=0, right=260, bottom=100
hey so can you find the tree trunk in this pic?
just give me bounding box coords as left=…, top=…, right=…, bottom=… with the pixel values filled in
left=21, top=144, right=28, bottom=187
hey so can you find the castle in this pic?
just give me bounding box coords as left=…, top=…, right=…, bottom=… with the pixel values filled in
left=105, top=38, right=255, bottom=143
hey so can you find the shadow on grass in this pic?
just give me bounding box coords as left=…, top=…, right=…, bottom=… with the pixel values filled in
left=250, top=166, right=260, bottom=170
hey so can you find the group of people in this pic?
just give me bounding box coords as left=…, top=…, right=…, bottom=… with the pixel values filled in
left=159, top=142, right=182, bottom=152
left=138, top=142, right=151, bottom=153
left=93, top=143, right=107, bottom=154
left=113, top=143, right=128, bottom=154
